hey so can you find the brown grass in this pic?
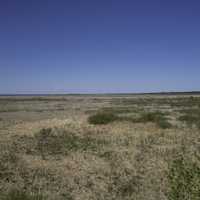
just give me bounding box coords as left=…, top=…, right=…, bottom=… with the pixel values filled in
left=0, top=95, right=200, bottom=199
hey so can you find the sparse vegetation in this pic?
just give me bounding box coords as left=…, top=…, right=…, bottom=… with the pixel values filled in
left=178, top=108, right=200, bottom=128
left=88, top=109, right=172, bottom=129
left=0, top=95, right=200, bottom=199
left=138, top=111, right=166, bottom=122
left=1, top=189, right=45, bottom=200
left=131, top=111, right=172, bottom=129
left=34, top=128, right=109, bottom=158
left=101, top=106, right=139, bottom=114
left=0, top=143, right=21, bottom=181
left=168, top=154, right=200, bottom=200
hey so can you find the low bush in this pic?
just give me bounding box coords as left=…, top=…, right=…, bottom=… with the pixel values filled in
left=179, top=115, right=197, bottom=124
left=136, top=111, right=172, bottom=129
left=88, top=112, right=117, bottom=125
left=157, top=119, right=172, bottom=129
left=138, top=111, right=166, bottom=123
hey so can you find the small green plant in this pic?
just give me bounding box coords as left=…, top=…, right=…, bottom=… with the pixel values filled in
left=88, top=112, right=117, bottom=125
left=168, top=155, right=200, bottom=200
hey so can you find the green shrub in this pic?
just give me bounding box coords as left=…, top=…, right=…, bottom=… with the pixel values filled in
left=88, top=112, right=117, bottom=125
left=139, top=112, right=157, bottom=122
left=157, top=119, right=172, bottom=129
left=179, top=115, right=198, bottom=124
left=168, top=155, right=200, bottom=200
left=135, top=111, right=172, bottom=129
left=138, top=111, right=165, bottom=123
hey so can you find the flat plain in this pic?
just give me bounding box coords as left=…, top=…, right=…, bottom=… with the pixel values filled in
left=0, top=94, right=200, bottom=200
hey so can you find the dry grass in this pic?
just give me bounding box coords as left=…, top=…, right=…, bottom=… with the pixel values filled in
left=0, top=95, right=200, bottom=200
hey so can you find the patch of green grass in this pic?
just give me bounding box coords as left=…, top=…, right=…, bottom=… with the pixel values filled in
left=179, top=115, right=197, bottom=124
left=135, top=111, right=172, bottom=129
left=168, top=155, right=200, bottom=200
left=87, top=109, right=173, bottom=129
left=88, top=112, right=118, bottom=125
left=88, top=110, right=173, bottom=129
left=138, top=111, right=165, bottom=122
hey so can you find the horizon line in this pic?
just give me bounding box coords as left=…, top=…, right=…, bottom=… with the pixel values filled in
left=0, top=90, right=200, bottom=96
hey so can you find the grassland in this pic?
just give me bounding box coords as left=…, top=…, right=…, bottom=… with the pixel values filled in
left=0, top=94, right=200, bottom=200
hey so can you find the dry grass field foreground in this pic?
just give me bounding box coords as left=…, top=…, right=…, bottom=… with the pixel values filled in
left=0, top=95, right=200, bottom=200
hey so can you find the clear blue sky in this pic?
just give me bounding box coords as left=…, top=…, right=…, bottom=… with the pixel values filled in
left=0, top=0, right=200, bottom=94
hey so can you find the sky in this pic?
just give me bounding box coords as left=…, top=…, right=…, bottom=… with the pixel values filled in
left=0, top=0, right=200, bottom=94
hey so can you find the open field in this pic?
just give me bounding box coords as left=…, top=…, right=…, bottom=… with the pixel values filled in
left=0, top=94, right=200, bottom=200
